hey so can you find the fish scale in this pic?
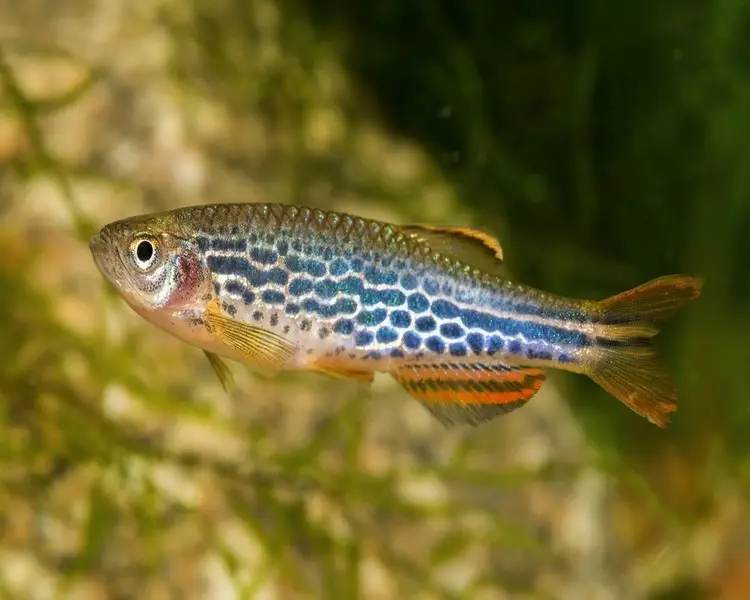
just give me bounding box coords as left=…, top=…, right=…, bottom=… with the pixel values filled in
left=193, top=208, right=582, bottom=369
left=90, top=202, right=702, bottom=428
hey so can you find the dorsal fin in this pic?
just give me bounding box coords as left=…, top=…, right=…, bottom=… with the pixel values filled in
left=401, top=224, right=505, bottom=276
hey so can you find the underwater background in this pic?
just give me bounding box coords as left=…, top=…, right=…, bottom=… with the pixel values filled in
left=1, top=1, right=748, bottom=598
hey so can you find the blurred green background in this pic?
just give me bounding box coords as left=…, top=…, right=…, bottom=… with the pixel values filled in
left=1, top=0, right=748, bottom=598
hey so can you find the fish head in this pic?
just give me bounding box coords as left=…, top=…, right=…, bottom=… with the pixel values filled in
left=89, top=212, right=212, bottom=320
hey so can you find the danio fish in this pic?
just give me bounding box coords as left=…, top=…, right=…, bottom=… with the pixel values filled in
left=90, top=203, right=701, bottom=427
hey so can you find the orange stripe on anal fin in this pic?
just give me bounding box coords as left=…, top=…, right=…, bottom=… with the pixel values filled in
left=403, top=383, right=543, bottom=405
left=391, top=363, right=546, bottom=427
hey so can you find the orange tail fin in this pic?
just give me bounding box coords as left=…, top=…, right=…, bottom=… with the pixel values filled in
left=589, top=275, right=702, bottom=427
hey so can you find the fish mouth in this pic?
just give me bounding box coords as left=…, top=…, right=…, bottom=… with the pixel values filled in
left=89, top=234, right=100, bottom=260
left=89, top=229, right=123, bottom=287
left=89, top=232, right=109, bottom=275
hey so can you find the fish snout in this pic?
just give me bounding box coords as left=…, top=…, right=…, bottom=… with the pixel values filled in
left=89, top=229, right=115, bottom=276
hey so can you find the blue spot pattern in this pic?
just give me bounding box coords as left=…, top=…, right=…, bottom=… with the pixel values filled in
left=415, top=316, right=437, bottom=333
left=380, top=290, right=406, bottom=307
left=333, top=319, right=354, bottom=335
left=267, top=268, right=289, bottom=286
left=314, top=279, right=338, bottom=299
left=250, top=247, right=278, bottom=265
left=284, top=255, right=326, bottom=277
left=431, top=299, right=460, bottom=319
left=338, top=276, right=364, bottom=296
left=262, top=290, right=285, bottom=305
left=357, top=308, right=387, bottom=326
left=527, top=348, right=553, bottom=361
left=329, top=259, right=348, bottom=277
left=289, top=278, right=313, bottom=296
left=301, top=297, right=358, bottom=318
left=365, top=267, right=398, bottom=286
left=407, top=294, right=430, bottom=313
left=425, top=336, right=445, bottom=354
left=202, top=236, right=590, bottom=362
left=400, top=273, right=418, bottom=290
left=449, top=343, right=468, bottom=357
left=439, top=323, right=463, bottom=339
left=389, top=310, right=411, bottom=328
left=376, top=327, right=398, bottom=344
left=403, top=331, right=422, bottom=350
left=465, top=332, right=484, bottom=354
left=487, top=337, right=505, bottom=355
left=355, top=330, right=374, bottom=347
left=206, top=255, right=252, bottom=277
left=224, top=280, right=245, bottom=297
left=423, top=278, right=439, bottom=295
left=361, top=289, right=380, bottom=306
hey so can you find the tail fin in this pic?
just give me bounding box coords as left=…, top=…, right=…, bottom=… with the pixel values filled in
left=589, top=275, right=702, bottom=427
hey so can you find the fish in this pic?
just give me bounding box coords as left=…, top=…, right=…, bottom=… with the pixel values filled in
left=89, top=202, right=702, bottom=428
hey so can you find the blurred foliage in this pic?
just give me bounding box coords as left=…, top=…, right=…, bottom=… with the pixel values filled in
left=1, top=0, right=750, bottom=599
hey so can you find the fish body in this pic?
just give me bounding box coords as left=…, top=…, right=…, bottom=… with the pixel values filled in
left=90, top=203, right=701, bottom=427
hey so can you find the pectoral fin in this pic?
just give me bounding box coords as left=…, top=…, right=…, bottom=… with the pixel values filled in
left=203, top=299, right=295, bottom=373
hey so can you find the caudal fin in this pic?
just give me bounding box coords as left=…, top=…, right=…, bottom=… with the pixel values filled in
left=589, top=275, right=702, bottom=427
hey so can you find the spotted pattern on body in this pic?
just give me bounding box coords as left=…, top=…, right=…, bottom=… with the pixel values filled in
left=191, top=204, right=590, bottom=369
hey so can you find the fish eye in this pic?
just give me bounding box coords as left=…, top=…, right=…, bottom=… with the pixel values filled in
left=129, top=235, right=159, bottom=271
left=137, top=240, right=153, bottom=262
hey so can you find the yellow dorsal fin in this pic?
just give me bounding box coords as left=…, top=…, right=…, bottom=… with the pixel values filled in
left=401, top=224, right=505, bottom=276
left=203, top=299, right=295, bottom=374
left=203, top=350, right=235, bottom=391
left=391, top=362, right=545, bottom=427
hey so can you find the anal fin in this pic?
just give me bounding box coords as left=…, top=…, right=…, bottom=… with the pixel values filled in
left=392, top=362, right=546, bottom=427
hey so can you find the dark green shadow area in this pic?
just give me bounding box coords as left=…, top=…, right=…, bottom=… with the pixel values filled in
left=287, top=0, right=750, bottom=483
